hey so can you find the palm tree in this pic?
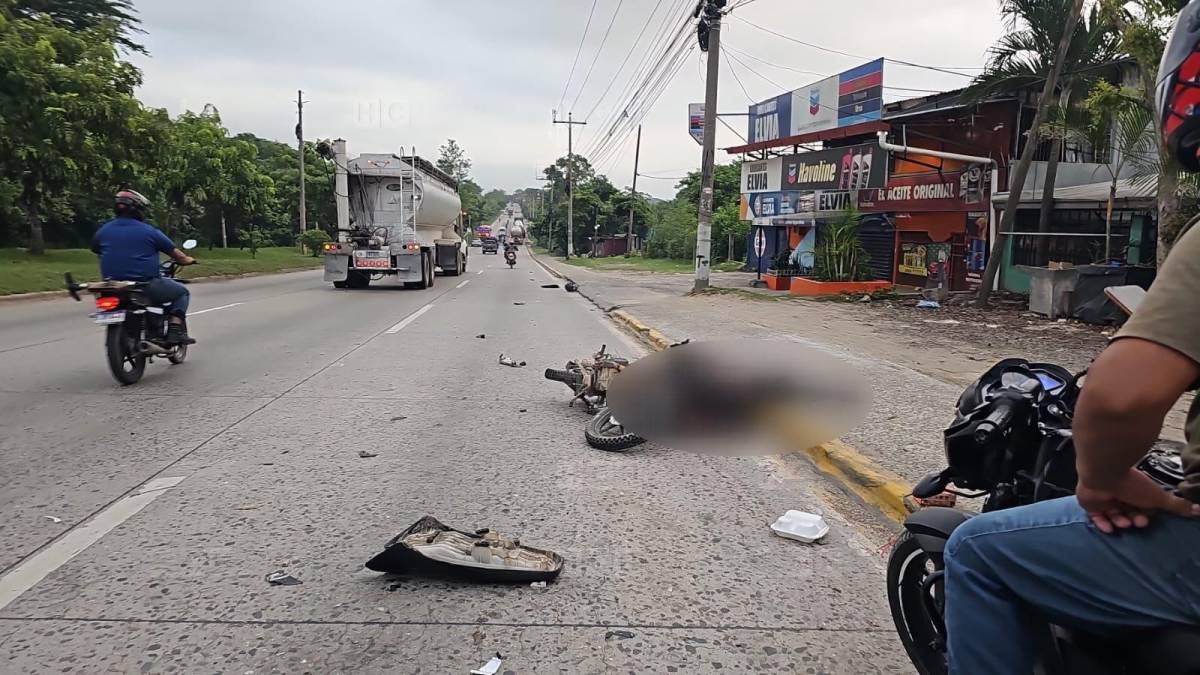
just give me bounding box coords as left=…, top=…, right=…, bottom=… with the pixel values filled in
left=966, top=0, right=1121, bottom=266
left=976, top=0, right=1086, bottom=305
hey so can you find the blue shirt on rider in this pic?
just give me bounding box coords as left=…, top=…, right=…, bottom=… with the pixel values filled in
left=92, top=218, right=177, bottom=281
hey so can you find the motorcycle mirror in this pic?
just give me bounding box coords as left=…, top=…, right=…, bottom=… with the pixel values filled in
left=182, top=239, right=198, bottom=250
left=607, top=339, right=870, bottom=456
left=912, top=470, right=951, bottom=499
left=64, top=272, right=81, bottom=301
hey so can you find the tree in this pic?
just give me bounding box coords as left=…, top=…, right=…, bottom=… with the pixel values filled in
left=1101, top=0, right=1190, bottom=263
left=0, top=10, right=143, bottom=253
left=299, top=229, right=330, bottom=256
left=435, top=138, right=472, bottom=183
left=12, top=0, right=144, bottom=53
left=976, top=0, right=1086, bottom=305
left=965, top=0, right=1119, bottom=265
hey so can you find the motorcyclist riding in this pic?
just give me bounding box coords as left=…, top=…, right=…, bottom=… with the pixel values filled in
left=91, top=190, right=196, bottom=345
left=941, top=7, right=1200, bottom=672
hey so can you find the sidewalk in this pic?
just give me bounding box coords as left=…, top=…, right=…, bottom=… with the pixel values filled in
left=534, top=253, right=1189, bottom=492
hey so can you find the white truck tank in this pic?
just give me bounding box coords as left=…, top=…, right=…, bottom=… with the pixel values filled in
left=345, top=154, right=462, bottom=249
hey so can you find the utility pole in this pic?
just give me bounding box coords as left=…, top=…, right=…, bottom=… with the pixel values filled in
left=693, top=0, right=725, bottom=291
left=553, top=111, right=587, bottom=257
left=627, top=124, right=641, bottom=254
left=296, top=90, right=307, bottom=249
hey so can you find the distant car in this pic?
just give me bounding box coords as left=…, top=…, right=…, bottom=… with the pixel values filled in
left=470, top=238, right=482, bottom=247
left=481, top=238, right=499, bottom=254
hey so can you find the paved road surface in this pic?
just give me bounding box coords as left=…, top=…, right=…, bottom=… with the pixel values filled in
left=0, top=249, right=906, bottom=673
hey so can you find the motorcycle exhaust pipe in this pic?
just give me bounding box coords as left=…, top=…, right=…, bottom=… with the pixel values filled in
left=138, top=341, right=169, bottom=356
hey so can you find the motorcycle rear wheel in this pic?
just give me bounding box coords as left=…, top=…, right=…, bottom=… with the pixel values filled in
left=168, top=319, right=189, bottom=364
left=584, top=407, right=644, bottom=452
left=886, top=531, right=948, bottom=675
left=105, top=323, right=146, bottom=385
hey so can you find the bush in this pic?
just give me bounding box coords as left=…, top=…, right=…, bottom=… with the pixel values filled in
left=815, top=207, right=871, bottom=281
left=299, top=229, right=331, bottom=256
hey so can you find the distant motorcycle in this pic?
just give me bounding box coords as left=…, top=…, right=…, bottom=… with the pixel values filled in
left=65, top=239, right=198, bottom=385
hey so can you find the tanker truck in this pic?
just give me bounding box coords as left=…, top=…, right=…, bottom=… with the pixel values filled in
left=509, top=220, right=527, bottom=245
left=319, top=139, right=466, bottom=289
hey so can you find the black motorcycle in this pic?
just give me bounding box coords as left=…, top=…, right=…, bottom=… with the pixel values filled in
left=887, top=357, right=1200, bottom=675
left=65, top=240, right=198, bottom=385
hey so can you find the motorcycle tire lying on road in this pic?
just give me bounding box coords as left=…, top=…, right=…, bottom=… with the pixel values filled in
left=585, top=407, right=645, bottom=452
left=544, top=367, right=583, bottom=390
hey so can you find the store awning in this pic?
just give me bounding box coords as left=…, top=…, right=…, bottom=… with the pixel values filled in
left=992, top=177, right=1155, bottom=209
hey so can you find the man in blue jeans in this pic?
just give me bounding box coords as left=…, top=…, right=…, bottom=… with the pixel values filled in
left=943, top=8, right=1200, bottom=669
left=92, top=190, right=196, bottom=344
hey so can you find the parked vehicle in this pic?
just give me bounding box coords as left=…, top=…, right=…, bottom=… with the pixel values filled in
left=886, top=356, right=1198, bottom=675
left=318, top=140, right=466, bottom=290
left=64, top=239, right=198, bottom=385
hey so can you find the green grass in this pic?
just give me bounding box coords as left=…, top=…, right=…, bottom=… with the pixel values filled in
left=558, top=255, right=743, bottom=274
left=0, top=247, right=322, bottom=296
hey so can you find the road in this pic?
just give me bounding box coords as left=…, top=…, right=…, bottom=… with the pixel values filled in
left=0, top=248, right=906, bottom=673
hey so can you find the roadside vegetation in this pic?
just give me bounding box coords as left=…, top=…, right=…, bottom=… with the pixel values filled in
left=0, top=247, right=320, bottom=296
left=560, top=255, right=742, bottom=274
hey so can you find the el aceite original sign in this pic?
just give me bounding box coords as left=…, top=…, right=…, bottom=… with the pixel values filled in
left=858, top=166, right=988, bottom=212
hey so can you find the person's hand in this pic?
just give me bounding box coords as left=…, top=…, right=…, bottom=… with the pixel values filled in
left=1076, top=468, right=1200, bottom=534
left=180, top=255, right=196, bottom=265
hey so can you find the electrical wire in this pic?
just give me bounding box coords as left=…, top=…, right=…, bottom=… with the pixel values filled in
left=722, top=45, right=762, bottom=103
left=571, top=0, right=626, bottom=112
left=582, top=0, right=667, bottom=121
left=558, top=0, right=601, bottom=114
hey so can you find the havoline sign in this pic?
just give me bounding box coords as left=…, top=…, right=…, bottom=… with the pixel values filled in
left=779, top=142, right=885, bottom=192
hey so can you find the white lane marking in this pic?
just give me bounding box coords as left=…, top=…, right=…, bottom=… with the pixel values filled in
left=190, top=302, right=243, bottom=316
left=0, top=475, right=186, bottom=610
left=456, top=280, right=470, bottom=289
left=477, top=270, right=484, bottom=275
left=386, top=303, right=434, bottom=334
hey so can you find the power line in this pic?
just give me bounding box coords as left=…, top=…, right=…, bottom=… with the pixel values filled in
left=558, top=0, right=601, bottom=113
left=570, top=0, right=626, bottom=112
left=731, top=15, right=982, bottom=78
left=722, top=45, right=761, bottom=103
left=724, top=43, right=950, bottom=95
left=723, top=46, right=784, bottom=90
left=582, top=0, right=667, bottom=121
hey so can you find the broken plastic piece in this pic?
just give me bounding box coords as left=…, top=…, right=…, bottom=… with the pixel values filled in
left=530, top=581, right=547, bottom=588
left=265, top=570, right=302, bottom=586
left=471, top=653, right=503, bottom=675
left=476, top=334, right=486, bottom=339
left=605, top=630, right=636, bottom=641
left=513, top=301, right=526, bottom=306
left=770, top=511, right=829, bottom=543
left=364, top=516, right=564, bottom=583
left=43, top=515, right=63, bottom=524
left=498, top=354, right=527, bottom=368
left=358, top=450, right=379, bottom=458
left=541, top=284, right=560, bottom=289
left=916, top=300, right=941, bottom=309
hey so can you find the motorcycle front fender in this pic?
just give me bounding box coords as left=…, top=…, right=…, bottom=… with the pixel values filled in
left=903, top=507, right=973, bottom=556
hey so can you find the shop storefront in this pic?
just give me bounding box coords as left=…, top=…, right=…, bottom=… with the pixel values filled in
left=858, top=166, right=990, bottom=291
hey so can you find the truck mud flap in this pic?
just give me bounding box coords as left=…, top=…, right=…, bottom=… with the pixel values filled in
left=323, top=254, right=349, bottom=281
left=364, top=516, right=564, bottom=583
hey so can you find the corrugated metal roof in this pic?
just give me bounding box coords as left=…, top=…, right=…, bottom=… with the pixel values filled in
left=993, top=177, right=1155, bottom=206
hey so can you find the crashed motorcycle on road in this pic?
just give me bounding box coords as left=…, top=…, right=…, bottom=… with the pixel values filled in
left=545, top=344, right=645, bottom=451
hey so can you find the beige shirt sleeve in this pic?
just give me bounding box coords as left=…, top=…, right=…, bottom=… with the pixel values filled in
left=1116, top=224, right=1200, bottom=365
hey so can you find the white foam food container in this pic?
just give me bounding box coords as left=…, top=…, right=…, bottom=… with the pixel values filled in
left=770, top=510, right=830, bottom=543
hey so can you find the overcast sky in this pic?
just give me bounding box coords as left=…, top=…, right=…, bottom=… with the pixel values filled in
left=129, top=0, right=1005, bottom=199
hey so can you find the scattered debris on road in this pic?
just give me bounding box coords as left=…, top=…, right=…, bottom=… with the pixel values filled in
left=530, top=581, right=547, bottom=588
left=605, top=630, right=636, bottom=641
left=498, top=354, right=527, bottom=368
left=265, top=570, right=302, bottom=586
left=770, top=511, right=830, bottom=543
left=470, top=653, right=503, bottom=675
left=519, top=408, right=527, bottom=413
left=564, top=282, right=579, bottom=293
left=390, top=416, right=407, bottom=422
left=43, top=515, right=62, bottom=524
left=364, top=516, right=564, bottom=583
left=859, top=295, right=871, bottom=303
left=476, top=334, right=486, bottom=339
left=541, top=284, right=560, bottom=289
left=921, top=319, right=961, bottom=325
left=358, top=450, right=379, bottom=458
left=916, top=300, right=941, bottom=309
left=513, top=301, right=526, bottom=306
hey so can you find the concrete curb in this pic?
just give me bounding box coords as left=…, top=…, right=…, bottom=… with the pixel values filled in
left=0, top=266, right=321, bottom=305
left=803, top=440, right=912, bottom=524
left=609, top=310, right=674, bottom=352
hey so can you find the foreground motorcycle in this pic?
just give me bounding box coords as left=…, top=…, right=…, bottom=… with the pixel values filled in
left=545, top=344, right=645, bottom=451
left=887, top=357, right=1200, bottom=674
left=504, top=247, right=517, bottom=268
left=65, top=240, right=198, bottom=385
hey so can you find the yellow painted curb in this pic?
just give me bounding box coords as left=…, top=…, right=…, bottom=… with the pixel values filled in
left=804, top=439, right=913, bottom=523
left=610, top=309, right=672, bottom=351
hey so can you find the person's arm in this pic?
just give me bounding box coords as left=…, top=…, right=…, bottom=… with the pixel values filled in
left=151, top=227, right=194, bottom=265
left=1075, top=339, right=1197, bottom=487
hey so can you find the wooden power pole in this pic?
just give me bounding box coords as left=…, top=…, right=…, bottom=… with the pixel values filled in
left=628, top=124, right=641, bottom=254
